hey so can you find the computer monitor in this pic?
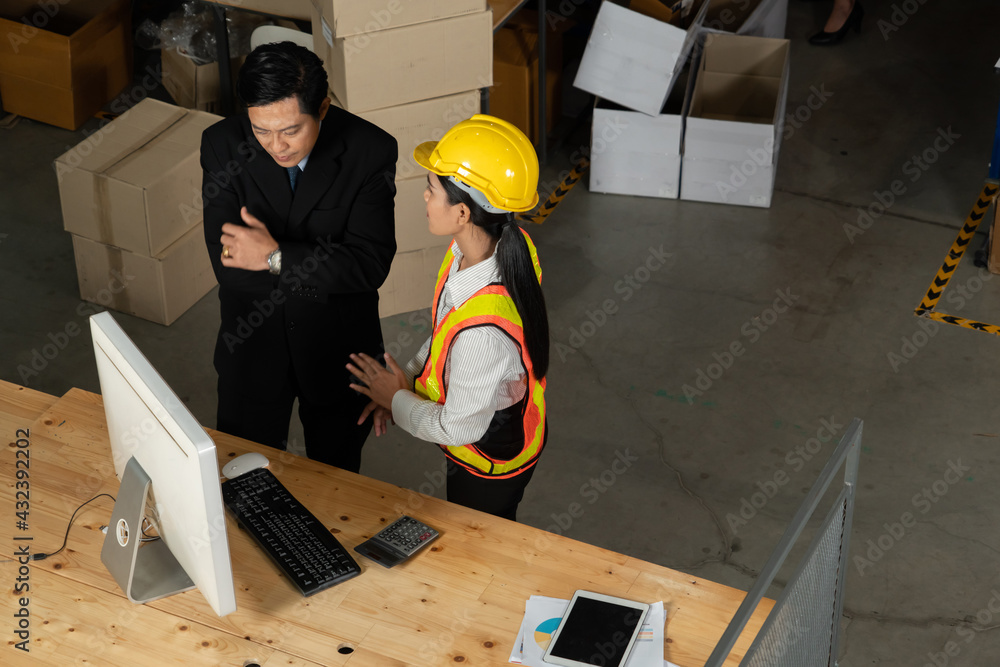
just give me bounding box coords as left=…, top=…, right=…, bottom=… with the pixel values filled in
left=89, top=311, right=236, bottom=617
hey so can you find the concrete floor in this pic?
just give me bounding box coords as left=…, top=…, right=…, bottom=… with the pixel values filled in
left=3, top=1, right=1000, bottom=664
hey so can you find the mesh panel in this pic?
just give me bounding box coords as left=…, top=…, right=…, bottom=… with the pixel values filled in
left=741, top=494, right=848, bottom=667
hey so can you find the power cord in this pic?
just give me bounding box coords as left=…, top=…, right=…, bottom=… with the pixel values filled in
left=1, top=493, right=117, bottom=563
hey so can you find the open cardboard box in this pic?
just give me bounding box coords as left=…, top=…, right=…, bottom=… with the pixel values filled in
left=312, top=8, right=492, bottom=113
left=694, top=0, right=788, bottom=38
left=589, top=66, right=693, bottom=199
left=0, top=0, right=131, bottom=130
left=680, top=32, right=790, bottom=208
left=572, top=0, right=706, bottom=117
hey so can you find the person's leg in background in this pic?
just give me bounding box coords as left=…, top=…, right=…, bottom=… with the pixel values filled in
left=216, top=372, right=296, bottom=451
left=299, top=387, right=372, bottom=473
left=809, top=0, right=864, bottom=45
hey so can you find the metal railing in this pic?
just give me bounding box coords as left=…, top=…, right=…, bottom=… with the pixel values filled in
left=704, top=418, right=862, bottom=667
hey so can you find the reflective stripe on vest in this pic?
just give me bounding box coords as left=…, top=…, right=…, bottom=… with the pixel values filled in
left=414, top=233, right=545, bottom=478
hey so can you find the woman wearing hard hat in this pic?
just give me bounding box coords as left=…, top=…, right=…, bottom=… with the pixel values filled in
left=347, top=115, right=549, bottom=521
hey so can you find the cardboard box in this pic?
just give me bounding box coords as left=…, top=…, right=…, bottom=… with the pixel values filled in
left=71, top=224, right=216, bottom=326
left=589, top=68, right=692, bottom=199
left=161, top=48, right=244, bottom=114
left=332, top=90, right=481, bottom=181
left=379, top=243, right=451, bottom=317
left=696, top=0, right=788, bottom=38
left=0, top=0, right=132, bottom=130
left=680, top=33, right=790, bottom=208
left=315, top=0, right=486, bottom=39
left=312, top=9, right=492, bottom=113
left=395, top=177, right=446, bottom=254
left=491, top=21, right=561, bottom=145
left=573, top=1, right=705, bottom=117
left=219, top=0, right=312, bottom=21
left=54, top=99, right=222, bottom=256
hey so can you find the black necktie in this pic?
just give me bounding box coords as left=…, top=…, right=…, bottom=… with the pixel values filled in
left=287, top=166, right=301, bottom=193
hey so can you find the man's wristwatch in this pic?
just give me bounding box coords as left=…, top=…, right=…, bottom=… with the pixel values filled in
left=267, top=247, right=282, bottom=275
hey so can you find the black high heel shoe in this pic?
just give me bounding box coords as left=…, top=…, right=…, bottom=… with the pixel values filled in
left=808, top=1, right=864, bottom=45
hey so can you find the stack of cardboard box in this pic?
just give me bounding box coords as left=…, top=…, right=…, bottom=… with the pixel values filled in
left=54, top=99, right=221, bottom=325
left=0, top=0, right=132, bottom=130
left=309, top=0, right=492, bottom=317
left=575, top=0, right=790, bottom=208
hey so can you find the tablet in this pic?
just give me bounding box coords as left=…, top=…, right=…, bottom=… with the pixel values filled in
left=542, top=590, right=650, bottom=667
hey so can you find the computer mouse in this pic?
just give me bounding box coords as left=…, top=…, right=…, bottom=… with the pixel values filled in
left=222, top=452, right=270, bottom=479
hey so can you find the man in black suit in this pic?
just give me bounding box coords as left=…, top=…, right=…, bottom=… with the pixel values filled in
left=200, top=41, right=396, bottom=472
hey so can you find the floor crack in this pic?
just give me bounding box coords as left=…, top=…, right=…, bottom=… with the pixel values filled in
left=841, top=609, right=1000, bottom=633
left=774, top=186, right=991, bottom=233
left=622, top=391, right=756, bottom=576
left=922, top=521, right=1000, bottom=559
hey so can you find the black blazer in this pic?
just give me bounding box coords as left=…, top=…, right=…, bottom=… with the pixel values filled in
left=200, top=106, right=397, bottom=404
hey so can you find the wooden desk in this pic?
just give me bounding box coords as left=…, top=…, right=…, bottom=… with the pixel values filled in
left=1, top=382, right=770, bottom=665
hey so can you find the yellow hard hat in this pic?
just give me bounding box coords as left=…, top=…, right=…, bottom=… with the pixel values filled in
left=413, top=114, right=540, bottom=213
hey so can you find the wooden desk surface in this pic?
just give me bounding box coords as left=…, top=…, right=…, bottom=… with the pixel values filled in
left=1, top=383, right=771, bottom=666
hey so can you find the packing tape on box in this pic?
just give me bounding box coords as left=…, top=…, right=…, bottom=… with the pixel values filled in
left=94, top=177, right=117, bottom=248
left=100, top=245, right=132, bottom=316
left=912, top=181, right=1000, bottom=335
left=89, top=110, right=190, bottom=246
left=518, top=157, right=590, bottom=225
left=89, top=110, right=188, bottom=175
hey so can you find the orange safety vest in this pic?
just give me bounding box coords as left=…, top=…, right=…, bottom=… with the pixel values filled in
left=414, top=231, right=546, bottom=479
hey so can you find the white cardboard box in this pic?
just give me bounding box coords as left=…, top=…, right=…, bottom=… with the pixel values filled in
left=589, top=67, right=692, bottom=199
left=680, top=33, right=790, bottom=208
left=332, top=90, right=481, bottom=181
left=54, top=98, right=221, bottom=256
left=71, top=224, right=216, bottom=326
left=312, top=8, right=492, bottom=113
left=379, top=243, right=451, bottom=318
left=698, top=0, right=788, bottom=38
left=315, top=0, right=486, bottom=39
left=572, top=1, right=705, bottom=117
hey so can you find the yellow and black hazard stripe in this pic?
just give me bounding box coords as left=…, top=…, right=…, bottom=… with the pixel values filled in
left=519, top=157, right=590, bottom=225
left=914, top=182, right=998, bottom=314
left=913, top=181, right=1000, bottom=334
left=920, top=310, right=1000, bottom=336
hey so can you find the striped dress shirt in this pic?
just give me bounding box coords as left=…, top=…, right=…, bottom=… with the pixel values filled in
left=392, top=242, right=527, bottom=447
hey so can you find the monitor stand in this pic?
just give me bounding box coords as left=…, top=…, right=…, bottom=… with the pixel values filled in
left=101, top=457, right=195, bottom=604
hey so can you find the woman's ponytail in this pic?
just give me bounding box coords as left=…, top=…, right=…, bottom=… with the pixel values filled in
left=496, top=220, right=549, bottom=379
left=440, top=178, right=550, bottom=379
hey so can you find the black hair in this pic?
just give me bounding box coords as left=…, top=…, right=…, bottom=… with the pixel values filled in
left=439, top=176, right=550, bottom=379
left=236, top=41, right=328, bottom=117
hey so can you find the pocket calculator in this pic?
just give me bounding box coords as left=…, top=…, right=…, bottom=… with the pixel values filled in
left=353, top=515, right=439, bottom=568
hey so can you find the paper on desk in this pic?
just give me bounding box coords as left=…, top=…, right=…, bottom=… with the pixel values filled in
left=508, top=595, right=676, bottom=667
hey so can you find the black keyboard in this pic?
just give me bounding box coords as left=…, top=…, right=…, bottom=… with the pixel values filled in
left=221, top=467, right=360, bottom=596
